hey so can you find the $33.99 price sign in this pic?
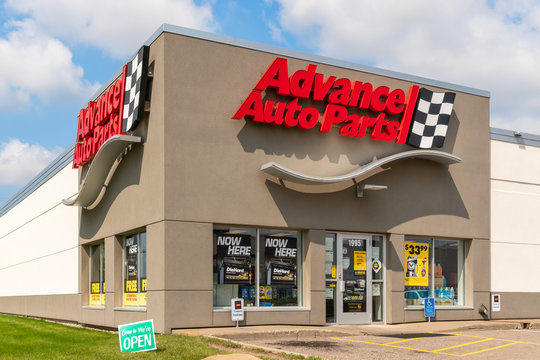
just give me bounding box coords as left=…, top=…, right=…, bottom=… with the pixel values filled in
left=405, top=243, right=428, bottom=255
left=404, top=242, right=429, bottom=286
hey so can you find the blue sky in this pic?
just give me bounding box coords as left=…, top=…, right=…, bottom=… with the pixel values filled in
left=1, top=0, right=540, bottom=205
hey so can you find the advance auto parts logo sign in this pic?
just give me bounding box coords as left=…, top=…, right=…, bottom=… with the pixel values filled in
left=233, top=57, right=456, bottom=149
left=73, top=46, right=149, bottom=168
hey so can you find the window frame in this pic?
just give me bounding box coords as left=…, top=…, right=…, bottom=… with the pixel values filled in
left=213, top=225, right=303, bottom=309
left=404, top=236, right=466, bottom=308
left=122, top=232, right=147, bottom=307
left=89, top=242, right=105, bottom=306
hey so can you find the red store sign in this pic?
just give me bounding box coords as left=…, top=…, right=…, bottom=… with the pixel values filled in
left=233, top=57, right=420, bottom=144
left=73, top=46, right=149, bottom=169
left=73, top=73, right=126, bottom=168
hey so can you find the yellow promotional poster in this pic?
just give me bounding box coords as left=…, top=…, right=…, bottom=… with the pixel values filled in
left=124, top=279, right=147, bottom=306
left=404, top=242, right=429, bottom=286
left=90, top=282, right=104, bottom=306
left=124, top=292, right=139, bottom=306
left=90, top=294, right=101, bottom=306
left=354, top=251, right=367, bottom=272
left=140, top=279, right=147, bottom=306
left=124, top=280, right=139, bottom=306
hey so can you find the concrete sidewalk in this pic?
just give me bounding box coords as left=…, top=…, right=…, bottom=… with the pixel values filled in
left=174, top=319, right=540, bottom=339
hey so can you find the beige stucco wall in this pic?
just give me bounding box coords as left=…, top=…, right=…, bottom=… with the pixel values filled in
left=160, top=32, right=489, bottom=239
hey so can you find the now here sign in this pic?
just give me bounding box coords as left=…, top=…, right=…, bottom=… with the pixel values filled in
left=118, top=320, right=156, bottom=353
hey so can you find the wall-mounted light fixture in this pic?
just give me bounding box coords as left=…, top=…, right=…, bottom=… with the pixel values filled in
left=357, top=184, right=388, bottom=198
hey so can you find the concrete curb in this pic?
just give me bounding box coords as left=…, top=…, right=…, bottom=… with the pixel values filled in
left=174, top=320, right=540, bottom=339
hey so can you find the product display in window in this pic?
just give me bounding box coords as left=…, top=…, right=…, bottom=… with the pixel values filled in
left=213, top=226, right=301, bottom=308
left=404, top=237, right=465, bottom=307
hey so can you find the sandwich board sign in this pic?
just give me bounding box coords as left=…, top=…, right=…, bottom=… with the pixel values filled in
left=118, top=319, right=156, bottom=353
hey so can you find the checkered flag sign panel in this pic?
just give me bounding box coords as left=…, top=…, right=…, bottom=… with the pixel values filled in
left=406, top=88, right=456, bottom=149
left=122, top=46, right=149, bottom=133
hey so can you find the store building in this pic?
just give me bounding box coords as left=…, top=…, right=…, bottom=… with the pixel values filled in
left=0, top=24, right=510, bottom=333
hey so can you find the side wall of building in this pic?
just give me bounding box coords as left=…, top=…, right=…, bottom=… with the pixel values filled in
left=0, top=163, right=80, bottom=321
left=491, top=134, right=540, bottom=318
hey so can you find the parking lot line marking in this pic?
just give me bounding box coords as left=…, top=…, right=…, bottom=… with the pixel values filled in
left=460, top=341, right=518, bottom=356
left=432, top=331, right=540, bottom=346
left=331, top=337, right=460, bottom=356
left=385, top=337, right=426, bottom=345
left=431, top=331, right=487, bottom=339
left=434, top=338, right=492, bottom=351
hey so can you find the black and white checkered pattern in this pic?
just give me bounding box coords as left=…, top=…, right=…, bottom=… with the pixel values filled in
left=122, top=46, right=149, bottom=133
left=406, top=88, right=456, bottom=149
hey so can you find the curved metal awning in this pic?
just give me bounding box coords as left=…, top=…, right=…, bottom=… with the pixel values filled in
left=62, top=135, right=141, bottom=208
left=260, top=149, right=461, bottom=185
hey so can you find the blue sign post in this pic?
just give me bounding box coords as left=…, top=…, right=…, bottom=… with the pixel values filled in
left=424, top=298, right=435, bottom=321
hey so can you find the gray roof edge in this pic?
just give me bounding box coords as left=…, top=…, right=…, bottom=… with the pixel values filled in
left=157, top=24, right=491, bottom=98
left=490, top=127, right=540, bottom=147
left=0, top=144, right=75, bottom=217
left=91, top=23, right=490, bottom=102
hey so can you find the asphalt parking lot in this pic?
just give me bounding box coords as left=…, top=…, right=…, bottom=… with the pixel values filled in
left=177, top=320, right=540, bottom=359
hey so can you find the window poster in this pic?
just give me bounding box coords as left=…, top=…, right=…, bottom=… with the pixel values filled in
left=404, top=241, right=429, bottom=286
left=124, top=237, right=140, bottom=306
left=216, top=234, right=252, bottom=284
left=140, top=278, right=147, bottom=306
left=353, top=251, right=367, bottom=272
left=265, top=236, right=297, bottom=285
left=90, top=281, right=104, bottom=305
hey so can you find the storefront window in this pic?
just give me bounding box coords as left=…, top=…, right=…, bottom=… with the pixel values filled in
left=259, top=229, right=300, bottom=307
left=213, top=226, right=302, bottom=308
left=404, top=237, right=465, bottom=307
left=213, top=227, right=256, bottom=307
left=89, top=243, right=105, bottom=306
left=123, top=232, right=147, bottom=307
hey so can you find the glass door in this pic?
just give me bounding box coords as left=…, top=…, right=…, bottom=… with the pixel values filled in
left=337, top=234, right=372, bottom=324
left=326, top=233, right=385, bottom=324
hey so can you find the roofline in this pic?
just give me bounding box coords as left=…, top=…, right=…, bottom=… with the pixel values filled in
left=2, top=24, right=499, bottom=216
left=90, top=23, right=490, bottom=103
left=0, top=145, right=75, bottom=217
left=490, top=127, right=540, bottom=147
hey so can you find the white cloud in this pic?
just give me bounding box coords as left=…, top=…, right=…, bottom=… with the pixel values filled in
left=274, top=0, right=540, bottom=134
left=0, top=20, right=99, bottom=110
left=0, top=139, right=63, bottom=186
left=5, top=0, right=216, bottom=58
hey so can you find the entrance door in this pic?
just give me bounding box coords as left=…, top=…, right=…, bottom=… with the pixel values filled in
left=337, top=234, right=371, bottom=324
left=325, top=233, right=384, bottom=324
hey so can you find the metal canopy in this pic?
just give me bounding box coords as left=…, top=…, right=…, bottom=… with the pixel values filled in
left=62, top=135, right=141, bottom=208
left=260, top=149, right=462, bottom=186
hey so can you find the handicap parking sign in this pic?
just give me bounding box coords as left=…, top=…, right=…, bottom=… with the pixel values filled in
left=424, top=298, right=435, bottom=318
